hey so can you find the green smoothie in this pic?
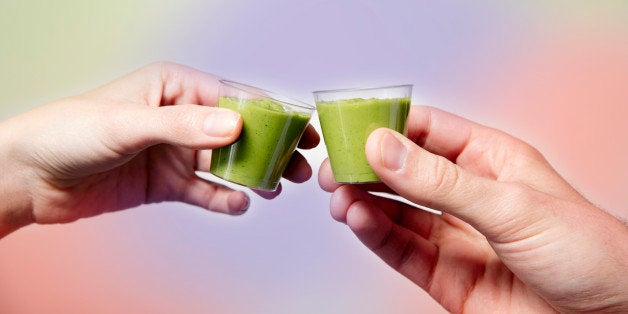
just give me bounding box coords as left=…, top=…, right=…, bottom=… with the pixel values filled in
left=210, top=96, right=312, bottom=191
left=316, top=97, right=411, bottom=183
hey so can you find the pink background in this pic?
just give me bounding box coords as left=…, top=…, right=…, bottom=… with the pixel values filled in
left=1, top=1, right=626, bottom=313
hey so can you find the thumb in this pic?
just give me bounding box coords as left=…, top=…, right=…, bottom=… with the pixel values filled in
left=106, top=104, right=242, bottom=153
left=365, top=128, right=543, bottom=240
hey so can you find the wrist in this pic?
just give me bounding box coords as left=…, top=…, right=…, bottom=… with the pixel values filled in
left=0, top=119, right=34, bottom=239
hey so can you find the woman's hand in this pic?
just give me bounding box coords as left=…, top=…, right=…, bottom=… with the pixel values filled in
left=0, top=62, right=319, bottom=238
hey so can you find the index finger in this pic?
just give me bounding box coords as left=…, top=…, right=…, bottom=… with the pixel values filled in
left=152, top=63, right=321, bottom=150
left=404, top=106, right=583, bottom=202
left=407, top=105, right=531, bottom=179
left=408, top=106, right=477, bottom=162
left=89, top=62, right=222, bottom=107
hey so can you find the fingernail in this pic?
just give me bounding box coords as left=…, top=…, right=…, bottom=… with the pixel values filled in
left=240, top=195, right=250, bottom=213
left=230, top=194, right=250, bottom=215
left=381, top=133, right=407, bottom=171
left=203, top=109, right=240, bottom=137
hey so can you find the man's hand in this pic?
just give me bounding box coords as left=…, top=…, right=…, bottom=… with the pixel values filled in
left=320, top=106, right=627, bottom=313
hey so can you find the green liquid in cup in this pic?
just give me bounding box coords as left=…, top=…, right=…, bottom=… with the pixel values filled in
left=317, top=97, right=411, bottom=183
left=210, top=96, right=311, bottom=191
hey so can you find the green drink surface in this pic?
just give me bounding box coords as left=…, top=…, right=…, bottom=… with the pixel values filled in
left=210, top=97, right=311, bottom=190
left=317, top=97, right=411, bottom=183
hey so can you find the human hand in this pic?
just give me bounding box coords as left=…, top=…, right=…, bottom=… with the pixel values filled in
left=319, top=106, right=627, bottom=313
left=0, top=62, right=319, bottom=238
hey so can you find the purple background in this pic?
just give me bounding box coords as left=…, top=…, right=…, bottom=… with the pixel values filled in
left=1, top=1, right=627, bottom=313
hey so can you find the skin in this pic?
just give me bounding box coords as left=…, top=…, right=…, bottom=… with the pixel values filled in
left=0, top=62, right=319, bottom=239
left=319, top=106, right=628, bottom=313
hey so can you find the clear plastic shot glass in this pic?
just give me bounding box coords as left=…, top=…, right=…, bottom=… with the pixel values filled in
left=313, top=84, right=412, bottom=183
left=210, top=80, right=315, bottom=191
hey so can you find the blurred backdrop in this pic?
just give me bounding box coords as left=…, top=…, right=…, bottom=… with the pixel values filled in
left=1, top=1, right=627, bottom=313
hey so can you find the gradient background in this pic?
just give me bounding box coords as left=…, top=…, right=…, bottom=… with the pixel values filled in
left=1, top=1, right=627, bottom=313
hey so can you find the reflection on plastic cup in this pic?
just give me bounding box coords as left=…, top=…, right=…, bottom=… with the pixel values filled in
left=314, top=84, right=412, bottom=183
left=210, top=80, right=315, bottom=191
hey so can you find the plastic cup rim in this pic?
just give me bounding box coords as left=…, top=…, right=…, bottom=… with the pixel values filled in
left=220, top=79, right=315, bottom=111
left=312, top=84, right=413, bottom=95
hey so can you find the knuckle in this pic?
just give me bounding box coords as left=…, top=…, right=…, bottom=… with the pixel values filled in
left=370, top=224, right=417, bottom=272
left=160, top=107, right=197, bottom=142
left=393, top=238, right=417, bottom=271
left=101, top=108, right=148, bottom=153
left=508, top=138, right=547, bottom=165
left=509, top=139, right=544, bottom=163
left=372, top=224, right=394, bottom=253
left=146, top=60, right=175, bottom=74
left=145, top=61, right=183, bottom=88
left=149, top=61, right=187, bottom=105
left=514, top=139, right=542, bottom=159
left=427, top=156, right=460, bottom=197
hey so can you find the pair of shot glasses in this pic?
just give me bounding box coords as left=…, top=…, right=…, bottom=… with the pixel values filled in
left=209, top=80, right=413, bottom=191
